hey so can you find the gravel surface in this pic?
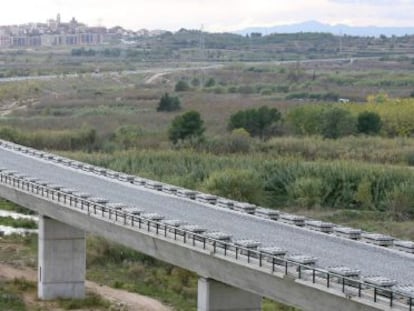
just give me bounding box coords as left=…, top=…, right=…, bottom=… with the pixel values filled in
left=1, top=147, right=414, bottom=285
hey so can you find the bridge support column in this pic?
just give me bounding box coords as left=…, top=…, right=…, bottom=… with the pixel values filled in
left=38, top=216, right=86, bottom=300
left=197, top=277, right=262, bottom=311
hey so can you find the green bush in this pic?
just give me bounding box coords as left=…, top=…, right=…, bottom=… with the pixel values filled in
left=406, top=151, right=414, bottom=166
left=203, top=129, right=252, bottom=154
left=191, top=78, right=200, bottom=87
left=204, top=77, right=216, bottom=87
left=157, top=93, right=181, bottom=112
left=0, top=217, right=37, bottom=229
left=237, top=85, right=255, bottom=94
left=227, top=85, right=238, bottom=93
left=354, top=177, right=373, bottom=209
left=357, top=111, right=382, bottom=135
left=287, top=105, right=325, bottom=135
left=321, top=107, right=357, bottom=139
left=168, top=111, right=205, bottom=144
left=58, top=292, right=110, bottom=310
left=111, top=125, right=143, bottom=149
left=175, top=80, right=190, bottom=92
left=260, top=88, right=273, bottom=96
left=203, top=169, right=264, bottom=203
left=213, top=86, right=226, bottom=94
left=385, top=182, right=414, bottom=220
left=0, top=127, right=96, bottom=151
left=228, top=106, right=281, bottom=139
left=288, top=177, right=323, bottom=209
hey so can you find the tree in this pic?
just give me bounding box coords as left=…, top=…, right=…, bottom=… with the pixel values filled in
left=227, top=106, right=281, bottom=139
left=191, top=77, right=200, bottom=87
left=175, top=80, right=190, bottom=92
left=157, top=93, right=181, bottom=112
left=168, top=111, right=205, bottom=144
left=321, top=107, right=356, bottom=139
left=204, top=78, right=216, bottom=87
left=357, top=111, right=382, bottom=135
left=287, top=105, right=324, bottom=135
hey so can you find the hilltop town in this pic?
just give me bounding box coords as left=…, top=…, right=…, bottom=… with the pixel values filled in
left=0, top=14, right=165, bottom=48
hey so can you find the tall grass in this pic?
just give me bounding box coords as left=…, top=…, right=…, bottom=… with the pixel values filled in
left=261, top=136, right=414, bottom=165
left=63, top=149, right=414, bottom=216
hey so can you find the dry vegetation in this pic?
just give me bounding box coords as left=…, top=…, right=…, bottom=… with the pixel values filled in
left=1, top=42, right=414, bottom=310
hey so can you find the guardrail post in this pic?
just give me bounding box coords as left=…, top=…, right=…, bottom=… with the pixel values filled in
left=409, top=297, right=412, bottom=311
left=389, top=291, right=393, bottom=307
left=312, top=269, right=316, bottom=283
left=374, top=288, right=377, bottom=303
left=259, top=253, right=262, bottom=267
left=285, top=261, right=288, bottom=275
left=298, top=265, right=301, bottom=279
left=342, top=277, right=345, bottom=293
left=327, top=273, right=330, bottom=288
left=358, top=283, right=361, bottom=297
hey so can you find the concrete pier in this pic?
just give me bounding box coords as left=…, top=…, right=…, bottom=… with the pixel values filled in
left=38, top=216, right=86, bottom=299
left=197, top=277, right=262, bottom=311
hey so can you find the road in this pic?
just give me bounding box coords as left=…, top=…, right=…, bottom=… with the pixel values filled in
left=0, top=56, right=383, bottom=84
left=0, top=64, right=223, bottom=84
left=1, top=146, right=413, bottom=285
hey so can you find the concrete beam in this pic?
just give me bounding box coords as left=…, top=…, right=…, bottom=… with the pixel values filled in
left=38, top=216, right=86, bottom=299
left=0, top=184, right=389, bottom=311
left=198, top=277, right=262, bottom=311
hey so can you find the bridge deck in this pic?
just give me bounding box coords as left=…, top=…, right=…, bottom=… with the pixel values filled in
left=1, top=146, right=413, bottom=285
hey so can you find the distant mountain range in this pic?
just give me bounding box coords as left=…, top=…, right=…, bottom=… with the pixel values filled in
left=236, top=21, right=414, bottom=37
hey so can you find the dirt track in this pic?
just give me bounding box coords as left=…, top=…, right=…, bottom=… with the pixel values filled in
left=0, top=263, right=172, bottom=311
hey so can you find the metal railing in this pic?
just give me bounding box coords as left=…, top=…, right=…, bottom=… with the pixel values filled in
left=3, top=139, right=414, bottom=258
left=0, top=171, right=412, bottom=310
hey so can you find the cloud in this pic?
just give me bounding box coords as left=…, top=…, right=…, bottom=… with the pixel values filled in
left=1, top=0, right=413, bottom=31
left=329, top=0, right=410, bottom=5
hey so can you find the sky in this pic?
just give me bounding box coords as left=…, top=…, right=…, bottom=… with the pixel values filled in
left=1, top=0, right=413, bottom=32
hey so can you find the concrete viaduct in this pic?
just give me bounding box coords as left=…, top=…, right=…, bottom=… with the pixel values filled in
left=0, top=139, right=413, bottom=311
